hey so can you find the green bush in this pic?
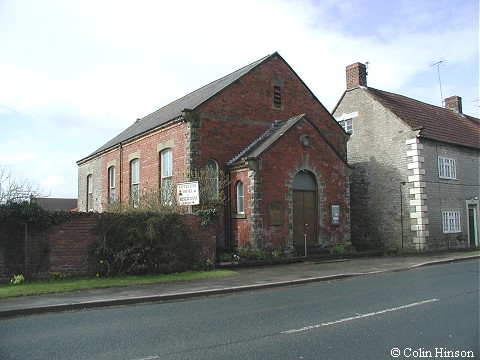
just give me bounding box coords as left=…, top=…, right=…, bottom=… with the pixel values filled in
left=330, top=244, right=346, bottom=255
left=90, top=211, right=195, bottom=276
left=218, top=252, right=236, bottom=262
left=231, top=246, right=297, bottom=262
left=329, top=243, right=355, bottom=255
left=0, top=200, right=80, bottom=229
left=10, top=274, right=25, bottom=285
left=195, top=208, right=219, bottom=229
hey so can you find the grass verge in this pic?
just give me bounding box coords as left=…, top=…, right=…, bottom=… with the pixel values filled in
left=0, top=270, right=237, bottom=299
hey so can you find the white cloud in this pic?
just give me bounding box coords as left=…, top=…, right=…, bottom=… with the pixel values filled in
left=41, top=176, right=65, bottom=190
left=0, top=0, right=478, bottom=198
left=0, top=106, right=15, bottom=115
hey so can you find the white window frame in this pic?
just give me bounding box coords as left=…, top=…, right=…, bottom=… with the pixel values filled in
left=131, top=159, right=140, bottom=207
left=108, top=166, right=115, bottom=204
left=438, top=157, right=457, bottom=180
left=335, top=111, right=357, bottom=135
left=442, top=211, right=461, bottom=233
left=87, top=174, right=93, bottom=211
left=236, top=181, right=244, bottom=214
left=161, top=149, right=173, bottom=204
left=339, top=118, right=353, bottom=134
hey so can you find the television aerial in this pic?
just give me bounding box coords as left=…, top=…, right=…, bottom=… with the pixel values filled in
left=430, top=58, right=446, bottom=106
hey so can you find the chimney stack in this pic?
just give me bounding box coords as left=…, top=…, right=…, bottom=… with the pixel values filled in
left=444, top=96, right=462, bottom=114
left=346, top=62, right=367, bottom=90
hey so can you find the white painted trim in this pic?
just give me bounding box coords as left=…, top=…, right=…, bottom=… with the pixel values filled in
left=408, top=175, right=423, bottom=182
left=411, top=224, right=427, bottom=231
left=334, top=111, right=358, bottom=121
left=411, top=155, right=425, bottom=163
left=409, top=188, right=425, bottom=195
left=415, top=205, right=427, bottom=213
left=409, top=199, right=424, bottom=206
left=415, top=217, right=429, bottom=225
left=406, top=149, right=420, bottom=157
left=406, top=138, right=429, bottom=249
left=466, top=200, right=479, bottom=247
left=412, top=168, right=425, bottom=175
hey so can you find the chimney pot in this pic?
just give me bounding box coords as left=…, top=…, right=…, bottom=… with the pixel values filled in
left=346, top=62, right=367, bottom=90
left=444, top=96, right=462, bottom=114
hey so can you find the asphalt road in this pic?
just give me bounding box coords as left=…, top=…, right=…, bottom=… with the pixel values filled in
left=0, top=260, right=478, bottom=359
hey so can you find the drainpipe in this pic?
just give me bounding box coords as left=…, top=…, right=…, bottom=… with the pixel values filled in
left=24, top=223, right=28, bottom=275
left=304, top=228, right=308, bottom=258
left=119, top=143, right=123, bottom=204
left=225, top=171, right=232, bottom=251
left=400, top=181, right=406, bottom=249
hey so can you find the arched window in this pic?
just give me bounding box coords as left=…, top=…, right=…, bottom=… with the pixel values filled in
left=108, top=166, right=115, bottom=204
left=206, top=159, right=219, bottom=199
left=292, top=171, right=316, bottom=190
left=130, top=159, right=140, bottom=207
left=86, top=174, right=93, bottom=211
left=160, top=149, right=173, bottom=203
left=236, top=181, right=244, bottom=214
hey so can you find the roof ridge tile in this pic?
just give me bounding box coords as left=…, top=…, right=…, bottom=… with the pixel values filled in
left=227, top=121, right=280, bottom=165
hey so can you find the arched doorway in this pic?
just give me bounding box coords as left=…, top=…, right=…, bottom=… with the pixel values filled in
left=292, top=171, right=317, bottom=246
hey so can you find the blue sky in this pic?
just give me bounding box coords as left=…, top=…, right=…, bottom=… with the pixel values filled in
left=0, top=0, right=478, bottom=199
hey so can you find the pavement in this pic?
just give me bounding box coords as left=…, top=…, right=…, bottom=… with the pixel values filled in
left=0, top=250, right=478, bottom=319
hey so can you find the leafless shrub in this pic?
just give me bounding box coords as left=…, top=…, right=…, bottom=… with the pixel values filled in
left=0, top=165, right=44, bottom=204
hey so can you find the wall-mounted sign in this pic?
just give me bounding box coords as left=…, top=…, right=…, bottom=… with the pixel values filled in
left=268, top=201, right=283, bottom=226
left=331, top=204, right=340, bottom=225
left=177, top=181, right=200, bottom=206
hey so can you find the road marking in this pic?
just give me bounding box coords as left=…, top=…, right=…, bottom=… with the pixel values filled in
left=282, top=298, right=439, bottom=334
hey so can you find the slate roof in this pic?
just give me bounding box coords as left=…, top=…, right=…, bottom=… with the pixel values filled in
left=79, top=53, right=273, bottom=162
left=227, top=114, right=306, bottom=165
left=365, top=87, right=480, bottom=150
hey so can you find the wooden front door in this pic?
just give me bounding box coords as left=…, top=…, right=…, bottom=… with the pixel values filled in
left=293, top=190, right=317, bottom=246
left=292, top=171, right=317, bottom=247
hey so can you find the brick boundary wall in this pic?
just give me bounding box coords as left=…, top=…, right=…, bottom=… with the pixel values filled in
left=47, top=214, right=99, bottom=276
left=0, top=247, right=6, bottom=282
left=0, top=213, right=219, bottom=282
left=182, top=208, right=225, bottom=259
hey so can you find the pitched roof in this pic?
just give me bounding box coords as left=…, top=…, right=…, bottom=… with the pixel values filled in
left=228, top=114, right=305, bottom=165
left=365, top=87, right=480, bottom=150
left=79, top=53, right=273, bottom=162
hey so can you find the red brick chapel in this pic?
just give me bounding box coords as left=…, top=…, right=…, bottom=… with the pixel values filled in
left=77, top=52, right=351, bottom=253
